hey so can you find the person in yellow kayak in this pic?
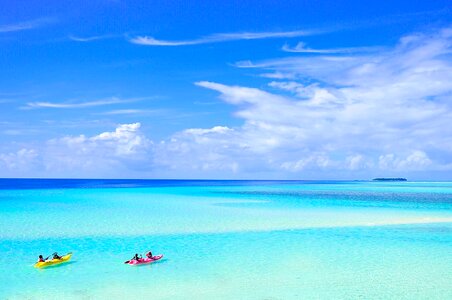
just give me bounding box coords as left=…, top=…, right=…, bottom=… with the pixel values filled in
left=53, top=253, right=63, bottom=260
left=37, top=255, right=45, bottom=262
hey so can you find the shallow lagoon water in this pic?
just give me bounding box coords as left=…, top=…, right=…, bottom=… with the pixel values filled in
left=0, top=180, right=451, bottom=299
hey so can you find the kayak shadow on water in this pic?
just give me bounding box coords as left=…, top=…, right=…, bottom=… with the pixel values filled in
left=129, top=258, right=167, bottom=267
left=34, top=261, right=76, bottom=270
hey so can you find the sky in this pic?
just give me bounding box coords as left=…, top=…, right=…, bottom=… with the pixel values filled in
left=0, top=0, right=451, bottom=180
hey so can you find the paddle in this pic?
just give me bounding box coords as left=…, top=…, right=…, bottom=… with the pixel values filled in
left=125, top=253, right=144, bottom=264
left=123, top=258, right=141, bottom=264
left=42, top=252, right=57, bottom=261
left=124, top=256, right=135, bottom=264
left=53, top=252, right=63, bottom=260
left=50, top=252, right=70, bottom=260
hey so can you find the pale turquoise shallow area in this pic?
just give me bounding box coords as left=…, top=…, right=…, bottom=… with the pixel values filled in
left=0, top=180, right=451, bottom=299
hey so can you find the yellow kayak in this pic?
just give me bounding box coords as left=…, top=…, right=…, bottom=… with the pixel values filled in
left=34, top=253, right=72, bottom=268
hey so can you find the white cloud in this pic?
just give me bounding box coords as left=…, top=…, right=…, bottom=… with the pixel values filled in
left=379, top=151, right=432, bottom=170
left=281, top=154, right=332, bottom=172
left=282, top=42, right=382, bottom=54
left=158, top=27, right=452, bottom=177
left=130, top=29, right=319, bottom=46
left=154, top=125, right=243, bottom=174
left=0, top=149, right=38, bottom=171
left=36, top=123, right=152, bottom=177
left=184, top=126, right=232, bottom=136
left=68, top=34, right=115, bottom=42
left=91, top=123, right=146, bottom=155
left=259, top=71, right=297, bottom=79
left=24, top=97, right=147, bottom=109
left=0, top=18, right=55, bottom=33
left=346, top=154, right=373, bottom=170
left=2, top=27, right=452, bottom=179
left=268, top=81, right=340, bottom=105
left=52, top=122, right=149, bottom=156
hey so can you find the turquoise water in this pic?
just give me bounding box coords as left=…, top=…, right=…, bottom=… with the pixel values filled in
left=0, top=180, right=451, bottom=299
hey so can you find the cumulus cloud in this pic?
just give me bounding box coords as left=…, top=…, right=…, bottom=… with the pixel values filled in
left=156, top=27, right=452, bottom=177
left=2, top=27, right=452, bottom=179
left=153, top=125, right=243, bottom=174
left=378, top=151, right=432, bottom=170
left=46, top=123, right=151, bottom=171
left=0, top=123, right=152, bottom=177
left=184, top=126, right=232, bottom=136
left=0, top=149, right=38, bottom=171
left=280, top=154, right=332, bottom=172
left=346, top=154, right=373, bottom=171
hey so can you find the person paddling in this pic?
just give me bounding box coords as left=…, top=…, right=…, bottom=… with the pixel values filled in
left=132, top=253, right=142, bottom=261
left=37, top=255, right=45, bottom=262
left=53, top=253, right=62, bottom=260
left=145, top=251, right=153, bottom=259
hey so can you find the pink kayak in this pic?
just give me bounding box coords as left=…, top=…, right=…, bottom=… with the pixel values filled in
left=126, top=255, right=163, bottom=265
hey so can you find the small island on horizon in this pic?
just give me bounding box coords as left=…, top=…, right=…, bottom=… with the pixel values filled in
left=372, top=178, right=407, bottom=182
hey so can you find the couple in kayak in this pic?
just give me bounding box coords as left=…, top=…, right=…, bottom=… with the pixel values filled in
left=126, top=251, right=163, bottom=265
left=37, top=252, right=63, bottom=262
left=131, top=251, right=153, bottom=262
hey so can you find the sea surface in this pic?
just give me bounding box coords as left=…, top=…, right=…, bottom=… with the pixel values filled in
left=0, top=179, right=451, bottom=299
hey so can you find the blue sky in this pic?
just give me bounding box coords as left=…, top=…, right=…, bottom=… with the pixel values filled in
left=1, top=0, right=451, bottom=179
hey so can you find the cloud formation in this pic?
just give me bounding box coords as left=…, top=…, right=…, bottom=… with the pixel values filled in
left=130, top=29, right=319, bottom=46
left=24, top=97, right=146, bottom=109
left=155, top=27, right=452, bottom=177
left=282, top=42, right=382, bottom=54
left=68, top=34, right=117, bottom=42
left=0, top=18, right=55, bottom=33
left=2, top=27, right=452, bottom=179
left=45, top=123, right=151, bottom=176
left=0, top=123, right=152, bottom=177
left=0, top=149, right=38, bottom=172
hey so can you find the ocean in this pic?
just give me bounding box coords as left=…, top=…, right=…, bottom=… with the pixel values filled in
left=0, top=179, right=451, bottom=299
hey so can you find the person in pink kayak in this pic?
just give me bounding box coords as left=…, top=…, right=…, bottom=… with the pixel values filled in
left=131, top=253, right=142, bottom=261
left=145, top=251, right=153, bottom=259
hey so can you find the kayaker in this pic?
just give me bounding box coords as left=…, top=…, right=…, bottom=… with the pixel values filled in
left=38, top=255, right=45, bottom=262
left=145, top=251, right=153, bottom=258
left=53, top=253, right=62, bottom=260
left=132, top=253, right=142, bottom=261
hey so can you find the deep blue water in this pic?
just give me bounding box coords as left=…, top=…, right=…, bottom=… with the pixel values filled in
left=0, top=178, right=360, bottom=189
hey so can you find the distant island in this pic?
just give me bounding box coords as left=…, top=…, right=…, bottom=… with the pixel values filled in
left=372, top=178, right=407, bottom=181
